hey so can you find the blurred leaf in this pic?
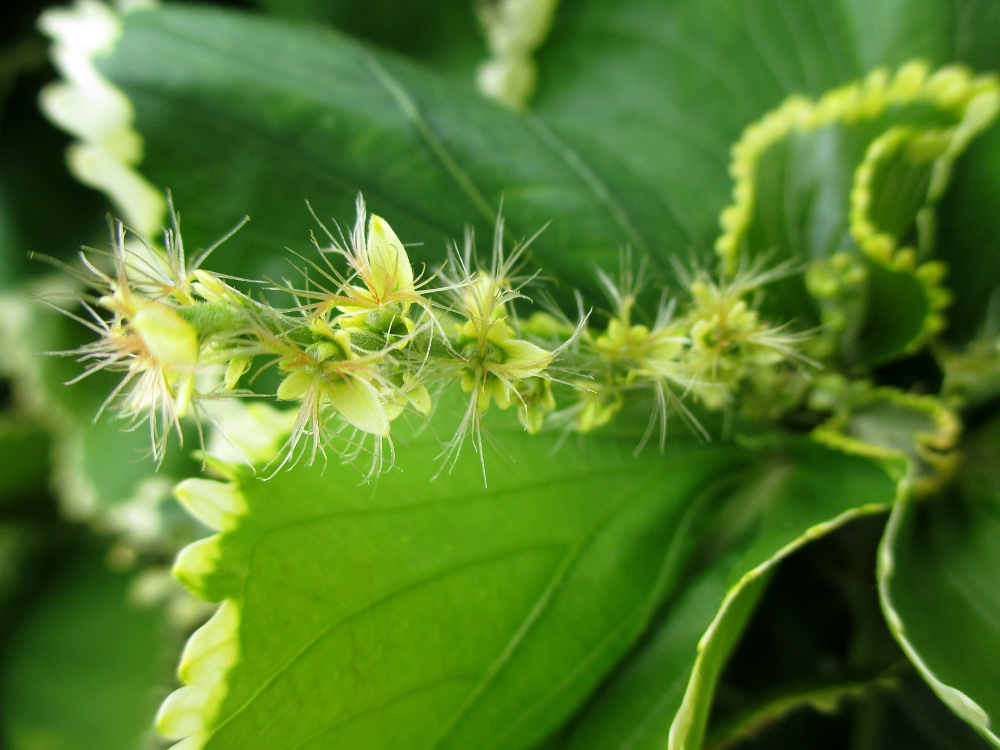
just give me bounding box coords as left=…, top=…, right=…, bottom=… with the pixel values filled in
left=937, top=119, right=1000, bottom=342
left=0, top=523, right=43, bottom=616
left=98, top=5, right=676, bottom=304
left=0, top=49, right=108, bottom=289
left=848, top=261, right=934, bottom=365
left=0, top=547, right=172, bottom=750
left=535, top=0, right=792, bottom=247
left=533, top=0, right=996, bottom=247
left=532, top=0, right=999, bottom=364
left=878, top=417, right=1000, bottom=747
left=0, top=183, right=30, bottom=290
left=249, top=0, right=484, bottom=82
left=0, top=416, right=48, bottom=500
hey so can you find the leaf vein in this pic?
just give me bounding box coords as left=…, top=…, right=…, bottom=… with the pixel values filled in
left=208, top=543, right=568, bottom=741
left=424, top=464, right=673, bottom=749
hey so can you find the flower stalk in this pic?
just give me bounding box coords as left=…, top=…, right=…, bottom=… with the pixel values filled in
left=58, top=196, right=814, bottom=477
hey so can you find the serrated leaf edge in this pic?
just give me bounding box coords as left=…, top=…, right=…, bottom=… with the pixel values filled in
left=717, top=62, right=1000, bottom=352
left=37, top=0, right=166, bottom=238
left=812, top=387, right=960, bottom=495
left=158, top=478, right=248, bottom=749
left=847, top=125, right=954, bottom=347
left=718, top=61, right=999, bottom=264
left=175, top=478, right=248, bottom=533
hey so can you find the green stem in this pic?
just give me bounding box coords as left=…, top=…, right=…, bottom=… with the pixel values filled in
left=177, top=300, right=250, bottom=338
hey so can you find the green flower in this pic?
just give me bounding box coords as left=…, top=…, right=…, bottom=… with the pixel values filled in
left=275, top=329, right=391, bottom=441
left=455, top=315, right=553, bottom=414
left=307, top=197, right=426, bottom=335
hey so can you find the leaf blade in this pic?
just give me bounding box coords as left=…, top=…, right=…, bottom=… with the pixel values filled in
left=878, top=418, right=1000, bottom=747
left=162, top=419, right=747, bottom=750
left=97, top=5, right=679, bottom=300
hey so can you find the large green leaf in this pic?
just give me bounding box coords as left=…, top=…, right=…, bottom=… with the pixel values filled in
left=97, top=5, right=677, bottom=299
left=158, top=422, right=901, bottom=750
left=548, top=441, right=899, bottom=750
left=878, top=417, right=1000, bottom=747
left=159, top=422, right=742, bottom=750
left=535, top=0, right=857, bottom=250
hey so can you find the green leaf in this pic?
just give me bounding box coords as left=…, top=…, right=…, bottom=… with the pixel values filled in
left=847, top=260, right=933, bottom=364
left=547, top=559, right=766, bottom=750
left=160, top=417, right=760, bottom=750
left=549, top=440, right=899, bottom=750
left=96, top=4, right=677, bottom=300
left=0, top=522, right=42, bottom=616
left=535, top=0, right=830, bottom=250
left=715, top=76, right=996, bottom=365
left=0, top=547, right=172, bottom=750
left=878, top=417, right=1000, bottom=747
left=813, top=387, right=960, bottom=495
left=937, top=118, right=1000, bottom=342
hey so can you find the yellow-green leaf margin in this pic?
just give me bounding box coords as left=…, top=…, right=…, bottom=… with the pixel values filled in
left=156, top=478, right=247, bottom=750
left=717, top=61, right=1000, bottom=351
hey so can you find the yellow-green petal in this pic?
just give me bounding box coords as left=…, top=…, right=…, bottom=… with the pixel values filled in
left=501, top=338, right=552, bottom=373
left=276, top=369, right=313, bottom=401
left=325, top=377, right=390, bottom=437
left=365, top=214, right=413, bottom=299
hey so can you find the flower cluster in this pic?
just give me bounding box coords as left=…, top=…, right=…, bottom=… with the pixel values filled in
left=60, top=197, right=813, bottom=478
left=565, top=261, right=813, bottom=446
left=59, top=212, right=248, bottom=460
